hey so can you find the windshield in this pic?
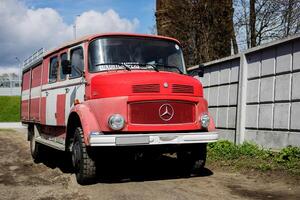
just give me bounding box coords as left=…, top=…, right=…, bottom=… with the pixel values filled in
left=88, top=37, right=186, bottom=73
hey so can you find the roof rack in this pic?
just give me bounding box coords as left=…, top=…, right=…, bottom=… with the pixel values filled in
left=23, top=48, right=45, bottom=71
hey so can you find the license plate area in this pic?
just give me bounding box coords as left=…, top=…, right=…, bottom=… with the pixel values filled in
left=116, top=136, right=150, bottom=146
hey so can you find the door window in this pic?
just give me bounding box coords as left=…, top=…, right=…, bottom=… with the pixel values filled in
left=70, top=47, right=84, bottom=78
left=60, top=53, right=68, bottom=80
left=49, top=56, right=58, bottom=83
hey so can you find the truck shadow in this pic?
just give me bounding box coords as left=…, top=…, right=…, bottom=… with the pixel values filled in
left=39, top=147, right=213, bottom=183
left=97, top=158, right=214, bottom=184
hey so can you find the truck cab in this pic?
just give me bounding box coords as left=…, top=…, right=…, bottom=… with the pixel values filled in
left=21, top=33, right=218, bottom=184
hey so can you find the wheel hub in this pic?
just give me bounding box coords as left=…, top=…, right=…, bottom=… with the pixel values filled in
left=72, top=141, right=81, bottom=170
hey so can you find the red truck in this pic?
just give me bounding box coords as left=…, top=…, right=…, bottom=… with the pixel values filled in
left=21, top=33, right=218, bottom=184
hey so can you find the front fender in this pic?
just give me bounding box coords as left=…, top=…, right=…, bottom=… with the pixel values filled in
left=197, top=98, right=216, bottom=131
left=207, top=112, right=216, bottom=132
left=69, top=103, right=101, bottom=145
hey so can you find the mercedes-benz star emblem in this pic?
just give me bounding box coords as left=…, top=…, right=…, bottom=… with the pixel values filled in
left=159, top=104, right=174, bottom=121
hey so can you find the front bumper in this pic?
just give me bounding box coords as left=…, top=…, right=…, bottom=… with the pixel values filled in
left=89, top=131, right=218, bottom=146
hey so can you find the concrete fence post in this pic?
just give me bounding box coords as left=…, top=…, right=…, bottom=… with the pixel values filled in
left=236, top=53, right=248, bottom=144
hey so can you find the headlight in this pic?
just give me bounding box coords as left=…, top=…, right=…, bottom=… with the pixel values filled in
left=200, top=114, right=210, bottom=128
left=108, top=114, right=125, bottom=130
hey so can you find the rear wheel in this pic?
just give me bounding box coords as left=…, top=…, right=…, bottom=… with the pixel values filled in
left=177, top=143, right=207, bottom=175
left=72, top=127, right=96, bottom=185
left=29, top=126, right=44, bottom=163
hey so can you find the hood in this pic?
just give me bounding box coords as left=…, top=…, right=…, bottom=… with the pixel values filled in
left=89, top=71, right=203, bottom=99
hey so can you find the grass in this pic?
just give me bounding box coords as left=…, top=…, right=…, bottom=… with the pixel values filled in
left=207, top=140, right=300, bottom=176
left=0, top=96, right=20, bottom=122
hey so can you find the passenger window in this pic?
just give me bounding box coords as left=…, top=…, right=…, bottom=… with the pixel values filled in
left=49, top=56, right=58, bottom=83
left=60, top=53, right=67, bottom=80
left=70, top=47, right=84, bottom=78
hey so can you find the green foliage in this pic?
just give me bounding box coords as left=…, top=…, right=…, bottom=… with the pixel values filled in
left=0, top=96, right=20, bottom=122
left=208, top=140, right=239, bottom=159
left=208, top=140, right=265, bottom=160
left=257, top=163, right=272, bottom=171
left=275, top=146, right=300, bottom=163
left=208, top=140, right=300, bottom=175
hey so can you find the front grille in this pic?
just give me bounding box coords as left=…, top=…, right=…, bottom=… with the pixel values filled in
left=129, top=101, right=195, bottom=124
left=172, top=84, right=194, bottom=94
left=132, top=84, right=160, bottom=93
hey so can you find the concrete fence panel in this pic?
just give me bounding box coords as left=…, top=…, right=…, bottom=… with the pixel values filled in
left=191, top=34, right=300, bottom=149
left=0, top=87, right=21, bottom=96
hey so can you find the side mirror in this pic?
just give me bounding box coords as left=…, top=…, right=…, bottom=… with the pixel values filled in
left=61, top=60, right=71, bottom=74
left=188, top=64, right=205, bottom=77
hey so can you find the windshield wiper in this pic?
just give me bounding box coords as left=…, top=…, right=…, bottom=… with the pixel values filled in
left=153, top=63, right=183, bottom=74
left=94, top=63, right=131, bottom=71
left=135, top=63, right=159, bottom=72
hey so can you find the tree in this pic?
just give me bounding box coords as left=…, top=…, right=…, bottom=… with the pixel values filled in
left=233, top=0, right=300, bottom=50
left=156, top=0, right=234, bottom=67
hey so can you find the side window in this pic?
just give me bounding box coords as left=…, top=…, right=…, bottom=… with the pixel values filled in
left=60, top=53, right=67, bottom=80
left=49, top=56, right=58, bottom=83
left=70, top=47, right=84, bottom=78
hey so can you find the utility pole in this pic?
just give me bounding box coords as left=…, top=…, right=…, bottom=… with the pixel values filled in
left=15, top=57, right=22, bottom=87
left=73, top=15, right=80, bottom=39
left=73, top=24, right=76, bottom=39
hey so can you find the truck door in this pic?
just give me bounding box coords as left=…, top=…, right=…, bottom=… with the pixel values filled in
left=64, top=45, right=85, bottom=124
left=44, top=56, right=60, bottom=126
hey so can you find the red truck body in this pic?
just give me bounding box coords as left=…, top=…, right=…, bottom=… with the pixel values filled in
left=21, top=33, right=218, bottom=184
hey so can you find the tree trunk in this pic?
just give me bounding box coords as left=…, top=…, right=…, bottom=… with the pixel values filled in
left=231, top=6, right=238, bottom=54
left=250, top=0, right=256, bottom=47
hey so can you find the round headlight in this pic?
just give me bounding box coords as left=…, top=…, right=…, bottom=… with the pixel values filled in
left=108, top=114, right=125, bottom=130
left=200, top=114, right=210, bottom=128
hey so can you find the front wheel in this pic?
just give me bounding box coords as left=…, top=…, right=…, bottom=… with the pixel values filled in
left=72, top=127, right=96, bottom=185
left=177, top=143, right=207, bottom=175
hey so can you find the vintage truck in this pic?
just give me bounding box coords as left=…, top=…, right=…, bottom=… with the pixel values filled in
left=21, top=33, right=218, bottom=184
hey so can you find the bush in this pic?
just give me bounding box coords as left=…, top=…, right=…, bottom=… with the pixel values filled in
left=207, top=140, right=300, bottom=175
left=276, top=146, right=300, bottom=163
left=208, top=140, right=239, bottom=160
left=208, top=140, right=264, bottom=160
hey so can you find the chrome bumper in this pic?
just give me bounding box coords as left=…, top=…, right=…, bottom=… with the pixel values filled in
left=88, top=132, right=218, bottom=146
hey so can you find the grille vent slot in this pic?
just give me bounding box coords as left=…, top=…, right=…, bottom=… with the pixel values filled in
left=172, top=84, right=194, bottom=94
left=132, top=84, right=160, bottom=93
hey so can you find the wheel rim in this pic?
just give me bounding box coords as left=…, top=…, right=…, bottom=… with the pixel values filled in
left=30, top=134, right=36, bottom=154
left=72, top=140, right=81, bottom=170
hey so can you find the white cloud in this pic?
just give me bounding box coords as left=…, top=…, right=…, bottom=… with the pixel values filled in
left=0, top=0, right=139, bottom=71
left=76, top=10, right=139, bottom=36
left=0, top=66, right=20, bottom=75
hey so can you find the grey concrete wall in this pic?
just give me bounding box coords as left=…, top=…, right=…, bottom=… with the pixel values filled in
left=195, top=58, right=240, bottom=143
left=191, top=34, right=300, bottom=149
left=0, top=87, right=21, bottom=96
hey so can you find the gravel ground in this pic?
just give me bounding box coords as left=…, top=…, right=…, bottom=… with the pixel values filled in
left=0, top=128, right=299, bottom=200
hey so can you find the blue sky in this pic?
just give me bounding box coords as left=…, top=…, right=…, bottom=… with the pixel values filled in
left=23, top=0, right=156, bottom=33
left=0, top=0, right=156, bottom=72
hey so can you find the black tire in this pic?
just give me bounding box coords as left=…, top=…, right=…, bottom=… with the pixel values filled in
left=177, top=143, right=207, bottom=175
left=29, top=127, right=44, bottom=163
left=72, top=127, right=96, bottom=185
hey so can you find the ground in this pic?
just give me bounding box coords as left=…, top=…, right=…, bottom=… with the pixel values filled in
left=0, top=129, right=299, bottom=200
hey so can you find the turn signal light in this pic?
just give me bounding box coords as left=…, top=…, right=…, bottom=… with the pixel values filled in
left=74, top=99, right=80, bottom=105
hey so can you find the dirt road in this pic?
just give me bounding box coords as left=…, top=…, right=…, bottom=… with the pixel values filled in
left=0, top=129, right=299, bottom=200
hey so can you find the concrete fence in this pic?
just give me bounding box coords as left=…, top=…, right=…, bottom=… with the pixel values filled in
left=191, top=34, right=300, bottom=149
left=0, top=87, right=21, bottom=96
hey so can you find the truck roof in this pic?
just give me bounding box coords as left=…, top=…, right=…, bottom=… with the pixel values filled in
left=44, top=33, right=181, bottom=58
left=22, top=33, right=181, bottom=71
